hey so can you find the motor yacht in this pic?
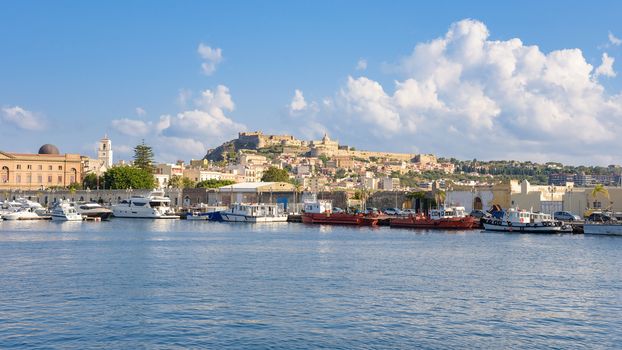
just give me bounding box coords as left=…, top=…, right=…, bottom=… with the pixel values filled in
left=51, top=201, right=84, bottom=221
left=73, top=202, right=113, bottom=220
left=112, top=191, right=179, bottom=219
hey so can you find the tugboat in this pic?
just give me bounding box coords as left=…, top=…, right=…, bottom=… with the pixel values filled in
left=390, top=206, right=477, bottom=229
left=301, top=200, right=378, bottom=226
left=482, top=207, right=572, bottom=233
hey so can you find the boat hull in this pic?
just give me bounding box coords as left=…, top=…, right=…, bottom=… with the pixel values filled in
left=482, top=218, right=571, bottom=233
left=51, top=214, right=83, bottom=222
left=390, top=216, right=477, bottom=229
left=220, top=212, right=288, bottom=223
left=301, top=212, right=378, bottom=226
left=583, top=224, right=622, bottom=236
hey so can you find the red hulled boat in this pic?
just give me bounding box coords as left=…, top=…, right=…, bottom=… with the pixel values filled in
left=301, top=200, right=378, bottom=226
left=390, top=206, right=477, bottom=229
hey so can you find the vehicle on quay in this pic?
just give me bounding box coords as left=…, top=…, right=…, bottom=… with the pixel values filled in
left=390, top=206, right=477, bottom=229
left=302, top=200, right=378, bottom=226
left=583, top=211, right=622, bottom=236
left=482, top=207, right=572, bottom=233
left=73, top=202, right=113, bottom=220
left=220, top=203, right=288, bottom=223
left=553, top=211, right=581, bottom=222
left=112, top=191, right=179, bottom=219
left=51, top=201, right=84, bottom=221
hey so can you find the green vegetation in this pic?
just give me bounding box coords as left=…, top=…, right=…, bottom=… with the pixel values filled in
left=133, top=140, right=155, bottom=172
left=261, top=166, right=290, bottom=182
left=168, top=175, right=196, bottom=189
left=103, top=166, right=156, bottom=189
left=82, top=173, right=103, bottom=189
left=196, top=179, right=236, bottom=188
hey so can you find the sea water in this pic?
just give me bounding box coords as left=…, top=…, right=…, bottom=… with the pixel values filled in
left=0, top=220, right=620, bottom=349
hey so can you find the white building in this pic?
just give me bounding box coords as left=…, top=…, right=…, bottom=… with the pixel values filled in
left=97, top=135, right=113, bottom=174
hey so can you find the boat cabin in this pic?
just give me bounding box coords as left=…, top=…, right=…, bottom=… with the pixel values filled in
left=429, top=206, right=467, bottom=220
left=303, top=200, right=333, bottom=214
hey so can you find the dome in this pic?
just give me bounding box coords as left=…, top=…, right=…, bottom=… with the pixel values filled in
left=38, top=144, right=60, bottom=155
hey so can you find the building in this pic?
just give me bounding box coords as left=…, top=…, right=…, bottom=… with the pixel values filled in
left=548, top=173, right=575, bottom=186
left=215, top=182, right=296, bottom=208
left=97, top=135, right=113, bottom=174
left=0, top=144, right=85, bottom=190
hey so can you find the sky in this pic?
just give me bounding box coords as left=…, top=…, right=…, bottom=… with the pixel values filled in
left=1, top=1, right=622, bottom=166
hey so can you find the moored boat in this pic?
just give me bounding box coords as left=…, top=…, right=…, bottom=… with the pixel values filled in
left=583, top=211, right=622, bottom=235
left=73, top=202, right=113, bottom=220
left=220, top=203, right=288, bottom=223
left=301, top=200, right=378, bottom=226
left=112, top=191, right=179, bottom=219
left=482, top=208, right=572, bottom=233
left=390, top=206, right=477, bottom=229
left=51, top=201, right=84, bottom=221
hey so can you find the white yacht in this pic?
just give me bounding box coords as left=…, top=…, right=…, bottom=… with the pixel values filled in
left=583, top=212, right=622, bottom=236
left=221, top=203, right=288, bottom=223
left=482, top=208, right=572, bottom=233
left=73, top=202, right=113, bottom=220
left=2, top=207, right=42, bottom=221
left=51, top=201, right=84, bottom=221
left=112, top=191, right=179, bottom=219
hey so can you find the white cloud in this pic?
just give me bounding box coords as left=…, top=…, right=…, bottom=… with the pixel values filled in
left=609, top=31, right=622, bottom=46
left=1, top=106, right=45, bottom=131
left=135, top=107, right=146, bottom=116
left=197, top=43, right=223, bottom=75
left=595, top=53, right=616, bottom=78
left=111, top=85, right=245, bottom=162
left=289, top=89, right=307, bottom=113
left=294, top=19, right=622, bottom=164
left=356, top=58, right=367, bottom=70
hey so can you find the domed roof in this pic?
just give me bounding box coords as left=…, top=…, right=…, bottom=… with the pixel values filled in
left=38, top=144, right=60, bottom=155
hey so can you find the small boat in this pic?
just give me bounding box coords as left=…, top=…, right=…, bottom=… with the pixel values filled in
left=390, top=206, right=477, bottom=229
left=482, top=208, right=572, bottom=233
left=112, top=191, right=179, bottom=219
left=51, top=201, right=84, bottom=221
left=583, top=211, right=622, bottom=236
left=73, top=202, right=113, bottom=220
left=220, top=203, right=288, bottom=223
left=185, top=205, right=228, bottom=221
left=301, top=200, right=378, bottom=226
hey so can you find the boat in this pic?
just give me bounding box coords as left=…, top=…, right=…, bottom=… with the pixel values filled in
left=390, top=206, right=477, bottom=229
left=51, top=201, right=83, bottom=221
left=220, top=203, right=288, bottom=223
left=482, top=208, right=572, bottom=233
left=2, top=207, right=44, bottom=221
left=301, top=200, right=378, bottom=226
left=185, top=205, right=228, bottom=221
left=112, top=191, right=180, bottom=219
left=73, top=202, right=113, bottom=220
left=583, top=211, right=622, bottom=236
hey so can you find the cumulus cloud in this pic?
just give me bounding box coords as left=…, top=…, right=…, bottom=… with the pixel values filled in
left=289, top=89, right=307, bottom=113
left=356, top=58, right=367, bottom=70
left=294, top=19, right=622, bottom=164
left=198, top=43, right=223, bottom=75
left=111, top=85, right=245, bottom=162
left=135, top=107, right=146, bottom=116
left=609, top=31, right=622, bottom=46
left=594, top=53, right=616, bottom=78
left=1, top=106, right=45, bottom=130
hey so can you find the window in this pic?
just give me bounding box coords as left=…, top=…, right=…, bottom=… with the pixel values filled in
left=38, top=165, right=43, bottom=170
left=58, top=166, right=62, bottom=170
left=26, top=175, right=32, bottom=183
left=1, top=166, right=8, bottom=183
left=58, top=176, right=63, bottom=183
left=594, top=201, right=602, bottom=208
left=16, top=164, right=21, bottom=170
left=27, top=165, right=32, bottom=170
left=49, top=165, right=53, bottom=170
left=48, top=176, right=52, bottom=183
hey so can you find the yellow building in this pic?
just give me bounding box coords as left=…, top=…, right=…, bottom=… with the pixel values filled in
left=0, top=144, right=84, bottom=190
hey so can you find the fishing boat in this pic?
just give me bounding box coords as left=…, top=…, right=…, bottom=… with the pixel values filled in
left=301, top=200, right=378, bottom=226
left=390, top=206, right=477, bottom=229
left=220, top=203, right=288, bottom=223
left=482, top=208, right=572, bottom=233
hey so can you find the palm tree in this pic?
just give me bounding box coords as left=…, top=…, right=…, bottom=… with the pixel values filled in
left=434, top=190, right=446, bottom=209
left=591, top=184, right=611, bottom=209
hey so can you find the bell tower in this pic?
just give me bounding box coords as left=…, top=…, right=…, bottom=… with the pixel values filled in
left=98, top=134, right=113, bottom=172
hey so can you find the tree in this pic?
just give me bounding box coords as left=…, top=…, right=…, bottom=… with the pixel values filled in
left=133, top=140, right=155, bottom=172
left=261, top=166, right=290, bottom=182
left=434, top=190, right=446, bottom=209
left=103, top=166, right=156, bottom=189
left=196, top=179, right=236, bottom=188
left=83, top=173, right=102, bottom=189
left=168, top=175, right=196, bottom=189
left=591, top=184, right=610, bottom=209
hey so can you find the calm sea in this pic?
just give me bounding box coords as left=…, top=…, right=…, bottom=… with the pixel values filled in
left=0, top=220, right=620, bottom=349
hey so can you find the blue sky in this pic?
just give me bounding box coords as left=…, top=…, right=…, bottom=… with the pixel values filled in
left=1, top=1, right=622, bottom=165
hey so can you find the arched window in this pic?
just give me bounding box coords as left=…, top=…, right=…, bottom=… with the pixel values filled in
left=1, top=166, right=8, bottom=183
left=473, top=197, right=483, bottom=210
left=70, top=168, right=77, bottom=184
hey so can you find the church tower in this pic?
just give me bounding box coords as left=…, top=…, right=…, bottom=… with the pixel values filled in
left=98, top=134, right=113, bottom=172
